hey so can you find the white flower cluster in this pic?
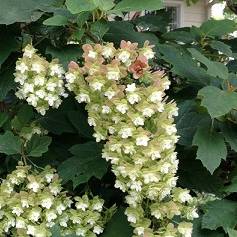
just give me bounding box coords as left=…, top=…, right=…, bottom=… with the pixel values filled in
left=14, top=45, right=67, bottom=115
left=0, top=163, right=107, bottom=237
left=66, top=41, right=199, bottom=237
left=19, top=122, right=48, bottom=141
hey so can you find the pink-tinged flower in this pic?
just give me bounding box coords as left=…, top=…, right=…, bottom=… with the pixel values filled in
left=152, top=70, right=165, bottom=78
left=94, top=43, right=103, bottom=53
left=102, top=43, right=116, bottom=59
left=68, top=61, right=85, bottom=75
left=143, top=41, right=155, bottom=52
left=151, top=70, right=166, bottom=86
left=82, top=44, right=104, bottom=63
left=128, top=56, right=148, bottom=79
left=105, top=60, right=127, bottom=80
left=68, top=61, right=79, bottom=70
left=82, top=44, right=93, bottom=53
left=84, top=61, right=106, bottom=76
left=117, top=41, right=139, bottom=64
left=120, top=40, right=138, bottom=50
left=143, top=40, right=155, bottom=50
left=139, top=41, right=156, bottom=60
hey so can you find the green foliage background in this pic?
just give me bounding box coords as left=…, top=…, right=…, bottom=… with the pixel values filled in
left=0, top=0, right=237, bottom=236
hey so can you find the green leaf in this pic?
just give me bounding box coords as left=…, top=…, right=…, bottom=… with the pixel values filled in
left=227, top=73, right=237, bottom=89
left=227, top=228, right=237, bottom=237
left=66, top=0, right=97, bottom=14
left=175, top=100, right=209, bottom=146
left=163, top=30, right=196, bottom=43
left=11, top=104, right=34, bottom=131
left=71, top=29, right=85, bottom=41
left=101, top=208, right=133, bottom=237
left=17, top=105, right=34, bottom=122
left=51, top=224, right=77, bottom=237
left=51, top=225, right=62, bottom=237
left=39, top=98, right=78, bottom=134
left=76, top=12, right=90, bottom=27
left=0, top=68, right=15, bottom=101
left=188, top=48, right=228, bottom=80
left=104, top=21, right=158, bottom=46
left=158, top=44, right=212, bottom=85
left=192, top=127, right=227, bottom=174
left=39, top=110, right=76, bottom=135
left=221, top=123, right=237, bottom=152
left=198, top=86, right=237, bottom=118
left=227, top=60, right=237, bottom=73
left=226, top=38, right=237, bottom=53
left=210, top=40, right=232, bottom=57
left=0, top=131, right=22, bottom=155
left=0, top=112, right=9, bottom=128
left=94, top=0, right=115, bottom=11
left=200, top=19, right=237, bottom=38
left=134, top=13, right=170, bottom=33
left=112, top=0, right=164, bottom=13
left=178, top=158, right=223, bottom=194
left=224, top=176, right=237, bottom=193
left=0, top=31, right=18, bottom=65
left=192, top=217, right=224, bottom=237
left=0, top=0, right=57, bottom=25
left=26, top=135, right=52, bottom=157
left=66, top=0, right=114, bottom=14
left=46, top=45, right=82, bottom=69
left=58, top=142, right=108, bottom=188
left=43, top=15, right=68, bottom=26
left=202, top=200, right=237, bottom=232
left=90, top=21, right=109, bottom=40
left=67, top=110, right=94, bottom=139
left=69, top=142, right=102, bottom=156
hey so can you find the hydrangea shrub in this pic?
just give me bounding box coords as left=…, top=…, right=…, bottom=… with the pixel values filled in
left=65, top=41, right=199, bottom=237
left=12, top=40, right=200, bottom=237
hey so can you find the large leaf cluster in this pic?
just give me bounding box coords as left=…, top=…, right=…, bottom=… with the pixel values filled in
left=0, top=0, right=237, bottom=235
left=158, top=18, right=237, bottom=237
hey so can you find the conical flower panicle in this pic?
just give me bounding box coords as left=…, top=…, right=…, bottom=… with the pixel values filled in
left=66, top=40, right=198, bottom=237
left=14, top=45, right=67, bottom=115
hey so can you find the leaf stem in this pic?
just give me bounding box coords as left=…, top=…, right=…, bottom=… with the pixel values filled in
left=21, top=144, right=27, bottom=166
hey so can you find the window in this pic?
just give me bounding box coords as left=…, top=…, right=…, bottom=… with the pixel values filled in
left=166, top=6, right=181, bottom=30
left=144, top=5, right=182, bottom=30
left=123, top=3, right=182, bottom=31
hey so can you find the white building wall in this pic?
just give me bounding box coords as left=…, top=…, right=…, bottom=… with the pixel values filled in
left=183, top=0, right=208, bottom=27
left=165, top=0, right=209, bottom=27
left=120, top=0, right=210, bottom=29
